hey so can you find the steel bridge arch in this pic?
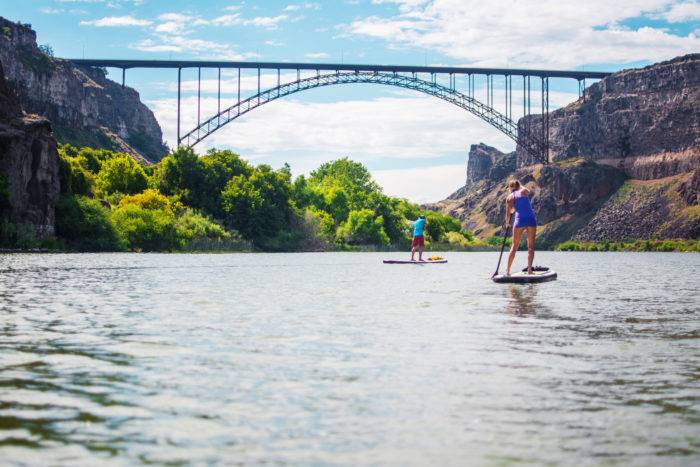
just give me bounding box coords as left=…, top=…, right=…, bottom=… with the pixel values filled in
left=180, top=71, right=547, bottom=163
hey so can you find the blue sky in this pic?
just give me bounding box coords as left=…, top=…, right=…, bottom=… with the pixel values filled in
left=3, top=0, right=699, bottom=201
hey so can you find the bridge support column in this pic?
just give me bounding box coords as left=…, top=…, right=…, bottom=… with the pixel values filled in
left=177, top=67, right=181, bottom=147
left=197, top=68, right=201, bottom=126
left=542, top=76, right=549, bottom=163
left=217, top=67, right=221, bottom=127
left=121, top=68, right=125, bottom=88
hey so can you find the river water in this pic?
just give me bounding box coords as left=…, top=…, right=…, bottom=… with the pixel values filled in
left=0, top=252, right=698, bottom=465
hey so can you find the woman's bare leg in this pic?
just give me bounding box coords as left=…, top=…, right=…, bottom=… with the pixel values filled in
left=506, top=228, right=524, bottom=274
left=526, top=227, right=536, bottom=274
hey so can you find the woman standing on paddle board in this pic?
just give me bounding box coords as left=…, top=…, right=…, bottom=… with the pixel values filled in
left=505, top=179, right=537, bottom=275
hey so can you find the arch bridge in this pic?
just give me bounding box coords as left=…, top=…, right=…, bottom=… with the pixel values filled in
left=69, top=59, right=610, bottom=164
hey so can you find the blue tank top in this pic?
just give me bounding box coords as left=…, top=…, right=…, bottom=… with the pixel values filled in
left=513, top=190, right=535, bottom=219
left=413, top=218, right=426, bottom=236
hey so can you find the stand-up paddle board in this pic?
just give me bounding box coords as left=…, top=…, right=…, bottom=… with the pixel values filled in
left=383, top=259, right=448, bottom=264
left=492, top=269, right=557, bottom=283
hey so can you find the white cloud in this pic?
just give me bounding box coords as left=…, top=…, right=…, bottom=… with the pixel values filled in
left=373, top=164, right=466, bottom=202
left=305, top=52, right=330, bottom=59
left=210, top=14, right=242, bottom=26
left=660, top=1, right=700, bottom=22
left=210, top=13, right=290, bottom=29
left=157, top=13, right=192, bottom=22
left=224, top=5, right=242, bottom=12
left=345, top=0, right=700, bottom=67
left=80, top=15, right=152, bottom=27
left=131, top=36, right=232, bottom=54
left=40, top=7, right=65, bottom=14
left=284, top=2, right=321, bottom=11
left=154, top=22, right=181, bottom=33
left=265, top=40, right=286, bottom=46
left=152, top=13, right=209, bottom=33
left=244, top=15, right=289, bottom=28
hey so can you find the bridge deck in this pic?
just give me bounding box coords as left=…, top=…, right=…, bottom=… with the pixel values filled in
left=66, top=59, right=611, bottom=80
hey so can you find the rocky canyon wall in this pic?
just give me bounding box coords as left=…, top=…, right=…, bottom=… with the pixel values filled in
left=0, top=17, right=167, bottom=163
left=430, top=56, right=699, bottom=244
left=0, top=60, right=59, bottom=236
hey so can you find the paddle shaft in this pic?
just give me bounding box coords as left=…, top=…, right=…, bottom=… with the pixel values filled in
left=492, top=219, right=510, bottom=277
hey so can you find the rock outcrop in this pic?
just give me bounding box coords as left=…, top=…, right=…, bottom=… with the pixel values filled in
left=465, top=143, right=516, bottom=189
left=0, top=17, right=167, bottom=163
left=518, top=54, right=700, bottom=178
left=430, top=55, right=700, bottom=244
left=0, top=60, right=59, bottom=235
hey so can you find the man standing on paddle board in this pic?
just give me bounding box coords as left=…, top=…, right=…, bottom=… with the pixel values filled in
left=505, top=179, right=537, bottom=275
left=410, top=215, right=427, bottom=261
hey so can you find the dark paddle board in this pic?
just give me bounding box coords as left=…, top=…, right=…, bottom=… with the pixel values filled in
left=492, top=270, right=557, bottom=283
left=383, top=259, right=448, bottom=264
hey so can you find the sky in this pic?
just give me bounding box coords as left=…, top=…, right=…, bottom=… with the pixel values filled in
left=2, top=0, right=699, bottom=202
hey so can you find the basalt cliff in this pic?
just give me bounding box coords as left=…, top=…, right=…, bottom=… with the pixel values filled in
left=0, top=17, right=167, bottom=163
left=0, top=59, right=59, bottom=237
left=430, top=55, right=700, bottom=245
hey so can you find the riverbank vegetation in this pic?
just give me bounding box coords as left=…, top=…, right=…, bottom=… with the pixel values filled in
left=555, top=239, right=700, bottom=252
left=48, top=145, right=476, bottom=252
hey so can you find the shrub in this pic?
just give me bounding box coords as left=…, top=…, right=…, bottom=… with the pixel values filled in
left=446, top=231, right=471, bottom=247
left=111, top=203, right=177, bottom=251
left=58, top=152, right=94, bottom=196
left=423, top=211, right=461, bottom=242
left=39, top=43, right=54, bottom=57
left=336, top=209, right=390, bottom=246
left=487, top=235, right=511, bottom=247
left=55, top=195, right=123, bottom=251
left=95, top=155, right=148, bottom=195
left=175, top=209, right=230, bottom=248
left=555, top=241, right=583, bottom=251
left=461, top=230, right=475, bottom=242
left=306, top=207, right=336, bottom=241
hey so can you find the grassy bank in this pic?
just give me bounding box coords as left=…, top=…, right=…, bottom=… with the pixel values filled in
left=555, top=239, right=700, bottom=252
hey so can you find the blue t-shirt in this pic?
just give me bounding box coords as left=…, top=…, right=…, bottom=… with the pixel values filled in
left=413, top=218, right=426, bottom=237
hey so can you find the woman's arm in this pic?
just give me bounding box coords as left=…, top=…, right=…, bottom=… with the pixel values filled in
left=521, top=187, right=530, bottom=196
left=505, top=196, right=513, bottom=225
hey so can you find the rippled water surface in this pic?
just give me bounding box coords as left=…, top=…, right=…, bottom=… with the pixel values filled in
left=1, top=252, right=699, bottom=465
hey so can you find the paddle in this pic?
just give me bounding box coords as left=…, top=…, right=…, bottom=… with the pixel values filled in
left=492, top=218, right=510, bottom=278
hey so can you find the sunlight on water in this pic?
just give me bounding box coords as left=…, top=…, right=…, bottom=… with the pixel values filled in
left=0, top=252, right=698, bottom=465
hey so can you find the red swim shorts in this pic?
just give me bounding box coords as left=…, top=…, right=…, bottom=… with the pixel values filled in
left=412, top=235, right=425, bottom=247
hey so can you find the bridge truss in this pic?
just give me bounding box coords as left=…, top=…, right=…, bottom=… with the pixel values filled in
left=69, top=59, right=610, bottom=165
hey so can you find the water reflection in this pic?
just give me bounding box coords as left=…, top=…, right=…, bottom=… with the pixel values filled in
left=505, top=284, right=538, bottom=316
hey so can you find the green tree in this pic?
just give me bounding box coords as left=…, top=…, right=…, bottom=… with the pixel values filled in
left=221, top=165, right=293, bottom=241
left=55, top=195, right=124, bottom=251
left=336, top=209, right=390, bottom=245
left=309, top=158, right=380, bottom=209
left=95, top=154, right=148, bottom=195
left=366, top=192, right=410, bottom=245
left=423, top=210, right=461, bottom=243
left=291, top=175, right=323, bottom=210
left=321, top=185, right=350, bottom=224
left=306, top=207, right=336, bottom=241
left=154, top=147, right=252, bottom=218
